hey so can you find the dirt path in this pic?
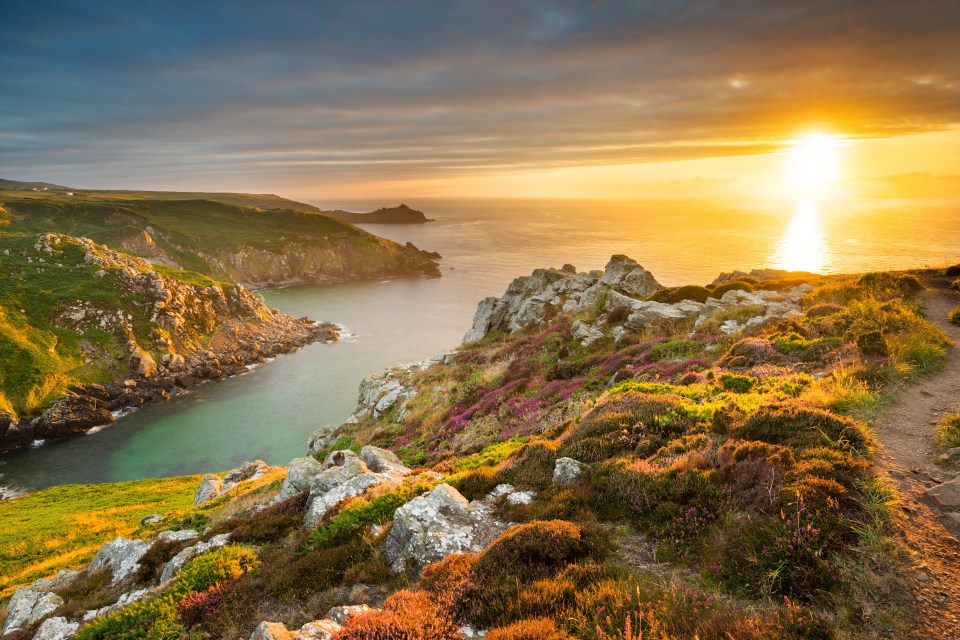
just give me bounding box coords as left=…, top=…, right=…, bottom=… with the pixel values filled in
left=874, top=274, right=960, bottom=639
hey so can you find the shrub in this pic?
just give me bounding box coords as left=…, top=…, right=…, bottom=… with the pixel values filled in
left=719, top=338, right=782, bottom=369
left=937, top=413, right=960, bottom=450
left=229, top=490, right=309, bottom=544
left=450, top=466, right=501, bottom=501
left=648, top=339, right=703, bottom=361
left=950, top=306, right=960, bottom=326
left=710, top=281, right=755, bottom=298
left=805, top=303, right=841, bottom=318
left=421, top=553, right=479, bottom=609
left=647, top=286, right=711, bottom=304
left=605, top=305, right=632, bottom=326
left=177, top=580, right=232, bottom=629
left=331, top=589, right=460, bottom=640
left=135, top=536, right=195, bottom=585
left=266, top=540, right=363, bottom=598
left=486, top=618, right=572, bottom=640
left=473, top=520, right=610, bottom=585
left=496, top=442, right=559, bottom=490
left=855, top=331, right=888, bottom=358
left=735, top=405, right=872, bottom=453
left=307, top=489, right=410, bottom=549
left=952, top=279, right=960, bottom=291
left=719, top=373, right=755, bottom=393
left=945, top=264, right=960, bottom=277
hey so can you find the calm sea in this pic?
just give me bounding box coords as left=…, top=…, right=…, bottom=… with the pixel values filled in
left=2, top=197, right=958, bottom=492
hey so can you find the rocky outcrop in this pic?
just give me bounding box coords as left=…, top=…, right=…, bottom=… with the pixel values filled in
left=463, top=254, right=814, bottom=346
left=276, top=456, right=326, bottom=502
left=925, top=478, right=960, bottom=510
left=82, top=588, right=150, bottom=621
left=325, top=203, right=434, bottom=225
left=250, top=605, right=376, bottom=640
left=302, top=447, right=410, bottom=529
left=2, top=587, right=63, bottom=635
left=194, top=460, right=271, bottom=505
left=347, top=351, right=454, bottom=424
left=383, top=484, right=507, bottom=572
left=463, top=255, right=661, bottom=343
left=89, top=536, right=151, bottom=585
left=33, top=616, right=80, bottom=640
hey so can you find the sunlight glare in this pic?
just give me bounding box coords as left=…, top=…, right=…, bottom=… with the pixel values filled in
left=786, top=133, right=844, bottom=195
left=772, top=200, right=828, bottom=273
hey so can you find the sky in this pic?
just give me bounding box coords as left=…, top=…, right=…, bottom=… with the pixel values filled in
left=2, top=0, right=959, bottom=199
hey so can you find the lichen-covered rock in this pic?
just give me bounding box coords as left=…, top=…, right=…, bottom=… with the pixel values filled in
left=250, top=621, right=295, bottom=640
left=295, top=619, right=341, bottom=639
left=325, top=604, right=375, bottom=625
left=571, top=320, right=605, bottom=346
left=194, top=474, right=224, bottom=506
left=89, top=536, right=151, bottom=584
left=304, top=468, right=383, bottom=529
left=358, top=445, right=410, bottom=475
left=159, top=534, right=232, bottom=583
left=32, top=616, right=79, bottom=640
left=307, top=424, right=338, bottom=454
left=276, top=456, right=325, bottom=502
left=383, top=484, right=506, bottom=572
left=82, top=587, right=151, bottom=621
left=156, top=529, right=199, bottom=544
left=553, top=457, right=587, bottom=484
left=224, top=459, right=270, bottom=484
left=2, top=587, right=63, bottom=635
left=600, top=254, right=662, bottom=298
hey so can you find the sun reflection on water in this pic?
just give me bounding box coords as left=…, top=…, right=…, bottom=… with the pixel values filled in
left=772, top=200, right=828, bottom=273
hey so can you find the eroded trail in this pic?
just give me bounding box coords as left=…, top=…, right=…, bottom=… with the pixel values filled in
left=874, top=276, right=960, bottom=639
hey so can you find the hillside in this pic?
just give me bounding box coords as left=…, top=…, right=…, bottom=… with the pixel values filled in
left=326, top=204, right=434, bottom=224
left=2, top=255, right=956, bottom=639
left=0, top=179, right=72, bottom=192
left=0, top=232, right=336, bottom=452
left=0, top=191, right=440, bottom=287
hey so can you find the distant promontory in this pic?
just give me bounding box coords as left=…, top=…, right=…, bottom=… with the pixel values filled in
left=325, top=203, right=434, bottom=224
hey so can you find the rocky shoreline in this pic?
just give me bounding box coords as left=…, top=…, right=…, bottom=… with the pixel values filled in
left=0, top=316, right=339, bottom=453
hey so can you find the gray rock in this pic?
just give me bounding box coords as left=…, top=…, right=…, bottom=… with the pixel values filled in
left=159, top=534, right=231, bottom=583
left=29, top=570, right=80, bottom=592
left=194, top=474, right=225, bottom=506
left=304, top=470, right=383, bottom=529
left=325, top=604, right=374, bottom=625
left=276, top=456, right=325, bottom=502
left=600, top=255, right=662, bottom=298
left=140, top=514, right=164, bottom=526
left=307, top=424, right=338, bottom=454
left=324, top=449, right=358, bottom=467
left=359, top=445, right=410, bottom=475
left=2, top=587, right=63, bottom=635
left=89, top=536, right=151, bottom=584
left=156, top=529, right=198, bottom=544
left=506, top=491, right=535, bottom=506
left=384, top=484, right=506, bottom=572
left=939, top=448, right=960, bottom=464
left=553, top=457, right=588, bottom=484
left=463, top=296, right=500, bottom=344
left=82, top=588, right=150, bottom=621
left=224, top=459, right=270, bottom=484
left=295, top=619, right=341, bottom=639
left=571, top=320, right=605, bottom=346
left=32, top=616, right=79, bottom=640
left=925, top=478, right=960, bottom=510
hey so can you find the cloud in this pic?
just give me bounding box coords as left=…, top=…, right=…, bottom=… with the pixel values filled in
left=1, top=0, right=959, bottom=190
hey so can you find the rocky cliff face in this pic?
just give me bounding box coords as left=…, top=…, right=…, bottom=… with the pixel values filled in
left=0, top=233, right=338, bottom=451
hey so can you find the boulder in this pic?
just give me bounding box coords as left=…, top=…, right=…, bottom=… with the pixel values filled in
left=571, top=320, right=605, bottom=346
left=359, top=445, right=410, bottom=475
left=2, top=587, right=63, bottom=635
left=32, top=616, right=79, bottom=640
left=194, top=474, right=224, bottom=506
left=307, top=424, right=338, bottom=454
left=926, top=478, right=960, bottom=510
left=89, top=536, right=151, bottom=584
left=130, top=349, right=158, bottom=378
left=159, top=533, right=232, bottom=583
left=250, top=621, right=295, bottom=640
left=600, top=255, right=662, bottom=298
left=156, top=529, right=198, bottom=544
left=224, top=459, right=270, bottom=484
left=463, top=297, right=501, bottom=344
left=304, top=468, right=382, bottom=529
left=553, top=457, right=587, bottom=484
left=324, top=449, right=358, bottom=467
left=82, top=588, right=150, bottom=621
left=295, top=619, right=342, bottom=639
left=506, top=491, right=535, bottom=506
left=276, top=456, right=325, bottom=502
left=383, top=484, right=505, bottom=572
left=325, top=604, right=374, bottom=625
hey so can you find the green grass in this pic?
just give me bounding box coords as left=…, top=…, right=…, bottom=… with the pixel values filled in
left=0, top=475, right=202, bottom=598
left=936, top=413, right=960, bottom=450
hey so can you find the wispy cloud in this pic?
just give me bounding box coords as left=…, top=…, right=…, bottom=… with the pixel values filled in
left=2, top=1, right=958, bottom=190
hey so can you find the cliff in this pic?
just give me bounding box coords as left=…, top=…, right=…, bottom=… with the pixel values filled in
left=0, top=192, right=441, bottom=287
left=0, top=233, right=337, bottom=451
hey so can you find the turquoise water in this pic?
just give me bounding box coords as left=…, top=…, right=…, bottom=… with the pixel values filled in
left=2, top=197, right=958, bottom=493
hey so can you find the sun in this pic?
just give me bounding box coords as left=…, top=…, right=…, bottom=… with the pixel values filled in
left=786, top=133, right=844, bottom=195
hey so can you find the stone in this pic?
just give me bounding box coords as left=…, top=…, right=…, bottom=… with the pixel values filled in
left=2, top=587, right=63, bottom=635
left=250, top=621, right=295, bottom=640
left=553, top=457, right=587, bottom=484
left=223, top=459, right=270, bottom=484
left=307, top=424, right=338, bottom=454
left=925, top=478, right=960, bottom=510
left=82, top=588, right=150, bottom=621
left=194, top=474, right=225, bottom=506
left=159, top=533, right=232, bottom=583
left=276, top=456, right=326, bottom=502
left=600, top=255, right=662, bottom=298
left=463, top=296, right=500, bottom=344
left=571, top=320, right=605, bottom=346
left=304, top=470, right=382, bottom=529
left=156, top=529, right=198, bottom=543
left=89, top=536, right=151, bottom=584
left=359, top=445, right=410, bottom=475
left=140, top=514, right=164, bottom=526
left=325, top=604, right=374, bottom=625
left=506, top=491, right=535, bottom=506
left=32, top=616, right=79, bottom=640
left=295, top=619, right=342, bottom=640
left=384, top=484, right=506, bottom=572
left=939, top=448, right=960, bottom=464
